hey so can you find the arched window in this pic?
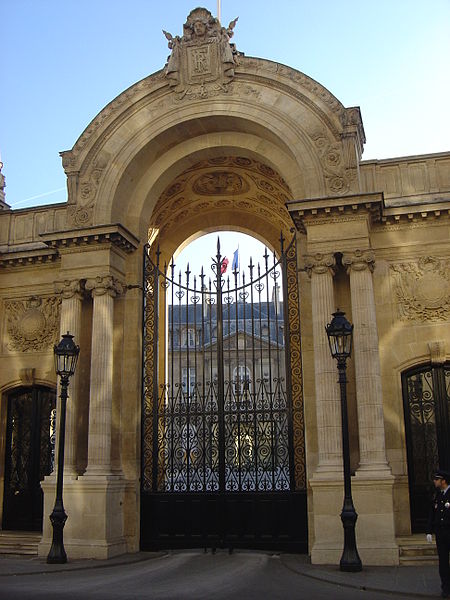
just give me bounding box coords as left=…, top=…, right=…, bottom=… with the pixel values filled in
left=233, top=366, right=251, bottom=397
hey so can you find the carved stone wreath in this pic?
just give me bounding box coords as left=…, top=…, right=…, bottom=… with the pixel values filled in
left=5, top=296, right=61, bottom=352
left=390, top=257, right=450, bottom=321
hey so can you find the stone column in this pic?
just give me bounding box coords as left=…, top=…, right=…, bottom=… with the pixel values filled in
left=342, top=250, right=390, bottom=475
left=305, top=253, right=343, bottom=475
left=54, top=279, right=83, bottom=477
left=84, top=275, right=123, bottom=476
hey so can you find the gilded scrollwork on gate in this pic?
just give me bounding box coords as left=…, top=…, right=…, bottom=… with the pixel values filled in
left=284, top=237, right=306, bottom=490
left=142, top=258, right=156, bottom=491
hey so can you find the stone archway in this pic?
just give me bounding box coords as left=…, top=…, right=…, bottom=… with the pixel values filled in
left=149, top=155, right=295, bottom=260
left=36, top=7, right=366, bottom=560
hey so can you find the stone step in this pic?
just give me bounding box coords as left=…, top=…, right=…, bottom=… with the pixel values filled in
left=0, top=531, right=40, bottom=555
left=397, top=535, right=438, bottom=565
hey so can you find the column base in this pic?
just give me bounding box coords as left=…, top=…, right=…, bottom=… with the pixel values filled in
left=309, top=474, right=399, bottom=566
left=39, top=475, right=128, bottom=560
left=356, top=462, right=392, bottom=478
left=351, top=475, right=398, bottom=565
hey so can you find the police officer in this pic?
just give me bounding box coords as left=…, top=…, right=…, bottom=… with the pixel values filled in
left=427, top=469, right=450, bottom=598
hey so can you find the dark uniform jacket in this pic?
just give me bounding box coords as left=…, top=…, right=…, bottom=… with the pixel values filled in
left=427, top=489, right=450, bottom=533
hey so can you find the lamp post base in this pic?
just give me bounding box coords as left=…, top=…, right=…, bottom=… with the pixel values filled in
left=340, top=506, right=362, bottom=572
left=47, top=505, right=68, bottom=564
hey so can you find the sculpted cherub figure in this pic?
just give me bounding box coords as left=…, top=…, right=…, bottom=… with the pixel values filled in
left=162, top=30, right=181, bottom=87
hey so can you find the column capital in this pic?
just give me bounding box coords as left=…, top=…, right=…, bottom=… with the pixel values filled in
left=85, top=275, right=124, bottom=298
left=304, top=253, right=336, bottom=277
left=54, top=278, right=84, bottom=300
left=342, top=249, right=375, bottom=273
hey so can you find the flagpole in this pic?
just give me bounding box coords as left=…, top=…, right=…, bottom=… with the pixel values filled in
left=217, top=0, right=221, bottom=22
left=238, top=244, right=241, bottom=286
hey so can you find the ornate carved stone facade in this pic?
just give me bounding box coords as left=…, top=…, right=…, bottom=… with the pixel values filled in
left=0, top=7, right=449, bottom=567
left=163, top=7, right=239, bottom=100
left=149, top=156, right=293, bottom=242
left=85, top=275, right=124, bottom=298
left=4, top=296, right=60, bottom=352
left=390, top=256, right=450, bottom=321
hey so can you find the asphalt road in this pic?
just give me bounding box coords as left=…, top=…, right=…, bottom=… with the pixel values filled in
left=0, top=551, right=415, bottom=600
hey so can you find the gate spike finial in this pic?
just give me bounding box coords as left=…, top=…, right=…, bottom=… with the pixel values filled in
left=248, top=257, right=254, bottom=278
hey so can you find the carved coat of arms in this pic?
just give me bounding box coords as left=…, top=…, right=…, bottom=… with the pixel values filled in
left=163, top=7, right=239, bottom=100
left=390, top=256, right=450, bottom=321
left=5, top=296, right=60, bottom=352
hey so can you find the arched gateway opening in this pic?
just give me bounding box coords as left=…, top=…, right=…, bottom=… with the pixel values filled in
left=141, top=160, right=306, bottom=551
left=41, top=6, right=371, bottom=561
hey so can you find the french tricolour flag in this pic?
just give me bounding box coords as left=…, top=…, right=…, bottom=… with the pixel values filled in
left=232, top=248, right=239, bottom=272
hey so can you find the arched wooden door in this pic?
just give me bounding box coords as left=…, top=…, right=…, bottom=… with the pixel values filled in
left=402, top=364, right=450, bottom=532
left=2, top=386, right=56, bottom=531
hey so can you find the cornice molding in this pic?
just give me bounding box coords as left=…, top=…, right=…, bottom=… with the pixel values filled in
left=287, top=192, right=383, bottom=232
left=287, top=193, right=450, bottom=232
left=40, top=224, right=140, bottom=254
left=0, top=248, right=59, bottom=269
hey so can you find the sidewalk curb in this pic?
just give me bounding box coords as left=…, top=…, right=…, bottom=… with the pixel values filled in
left=280, top=557, right=437, bottom=599
left=0, top=551, right=167, bottom=578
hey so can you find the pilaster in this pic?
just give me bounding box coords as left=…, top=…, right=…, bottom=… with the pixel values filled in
left=304, top=253, right=343, bottom=476
left=54, top=278, right=84, bottom=477
left=83, top=275, right=123, bottom=476
left=342, top=249, right=391, bottom=476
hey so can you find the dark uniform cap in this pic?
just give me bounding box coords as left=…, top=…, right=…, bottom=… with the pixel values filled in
left=433, top=469, right=450, bottom=482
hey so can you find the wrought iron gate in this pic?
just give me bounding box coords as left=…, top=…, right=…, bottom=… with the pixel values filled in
left=141, top=236, right=307, bottom=551
left=402, top=363, right=450, bottom=532
left=2, top=386, right=56, bottom=531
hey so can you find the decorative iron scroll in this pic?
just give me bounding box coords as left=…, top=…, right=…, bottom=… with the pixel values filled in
left=283, top=237, right=306, bottom=490
left=403, top=364, right=450, bottom=485
left=142, top=235, right=306, bottom=493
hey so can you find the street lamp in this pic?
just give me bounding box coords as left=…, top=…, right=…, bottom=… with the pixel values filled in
left=47, top=332, right=80, bottom=564
left=325, top=310, right=362, bottom=572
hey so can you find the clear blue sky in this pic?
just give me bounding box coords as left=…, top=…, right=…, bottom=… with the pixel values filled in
left=1, top=0, right=450, bottom=211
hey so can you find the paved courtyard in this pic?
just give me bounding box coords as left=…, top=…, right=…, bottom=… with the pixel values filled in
left=0, top=550, right=439, bottom=599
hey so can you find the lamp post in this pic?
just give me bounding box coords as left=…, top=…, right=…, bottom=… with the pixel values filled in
left=325, top=310, right=362, bottom=572
left=47, top=332, right=79, bottom=564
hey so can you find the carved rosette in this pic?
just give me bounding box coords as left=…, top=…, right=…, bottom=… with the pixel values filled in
left=304, top=253, right=336, bottom=277
left=66, top=151, right=111, bottom=228
left=342, top=249, right=375, bottom=273
left=85, top=275, right=124, bottom=298
left=390, top=257, right=450, bottom=322
left=5, top=296, right=61, bottom=352
left=149, top=156, right=293, bottom=241
left=308, top=129, right=359, bottom=196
